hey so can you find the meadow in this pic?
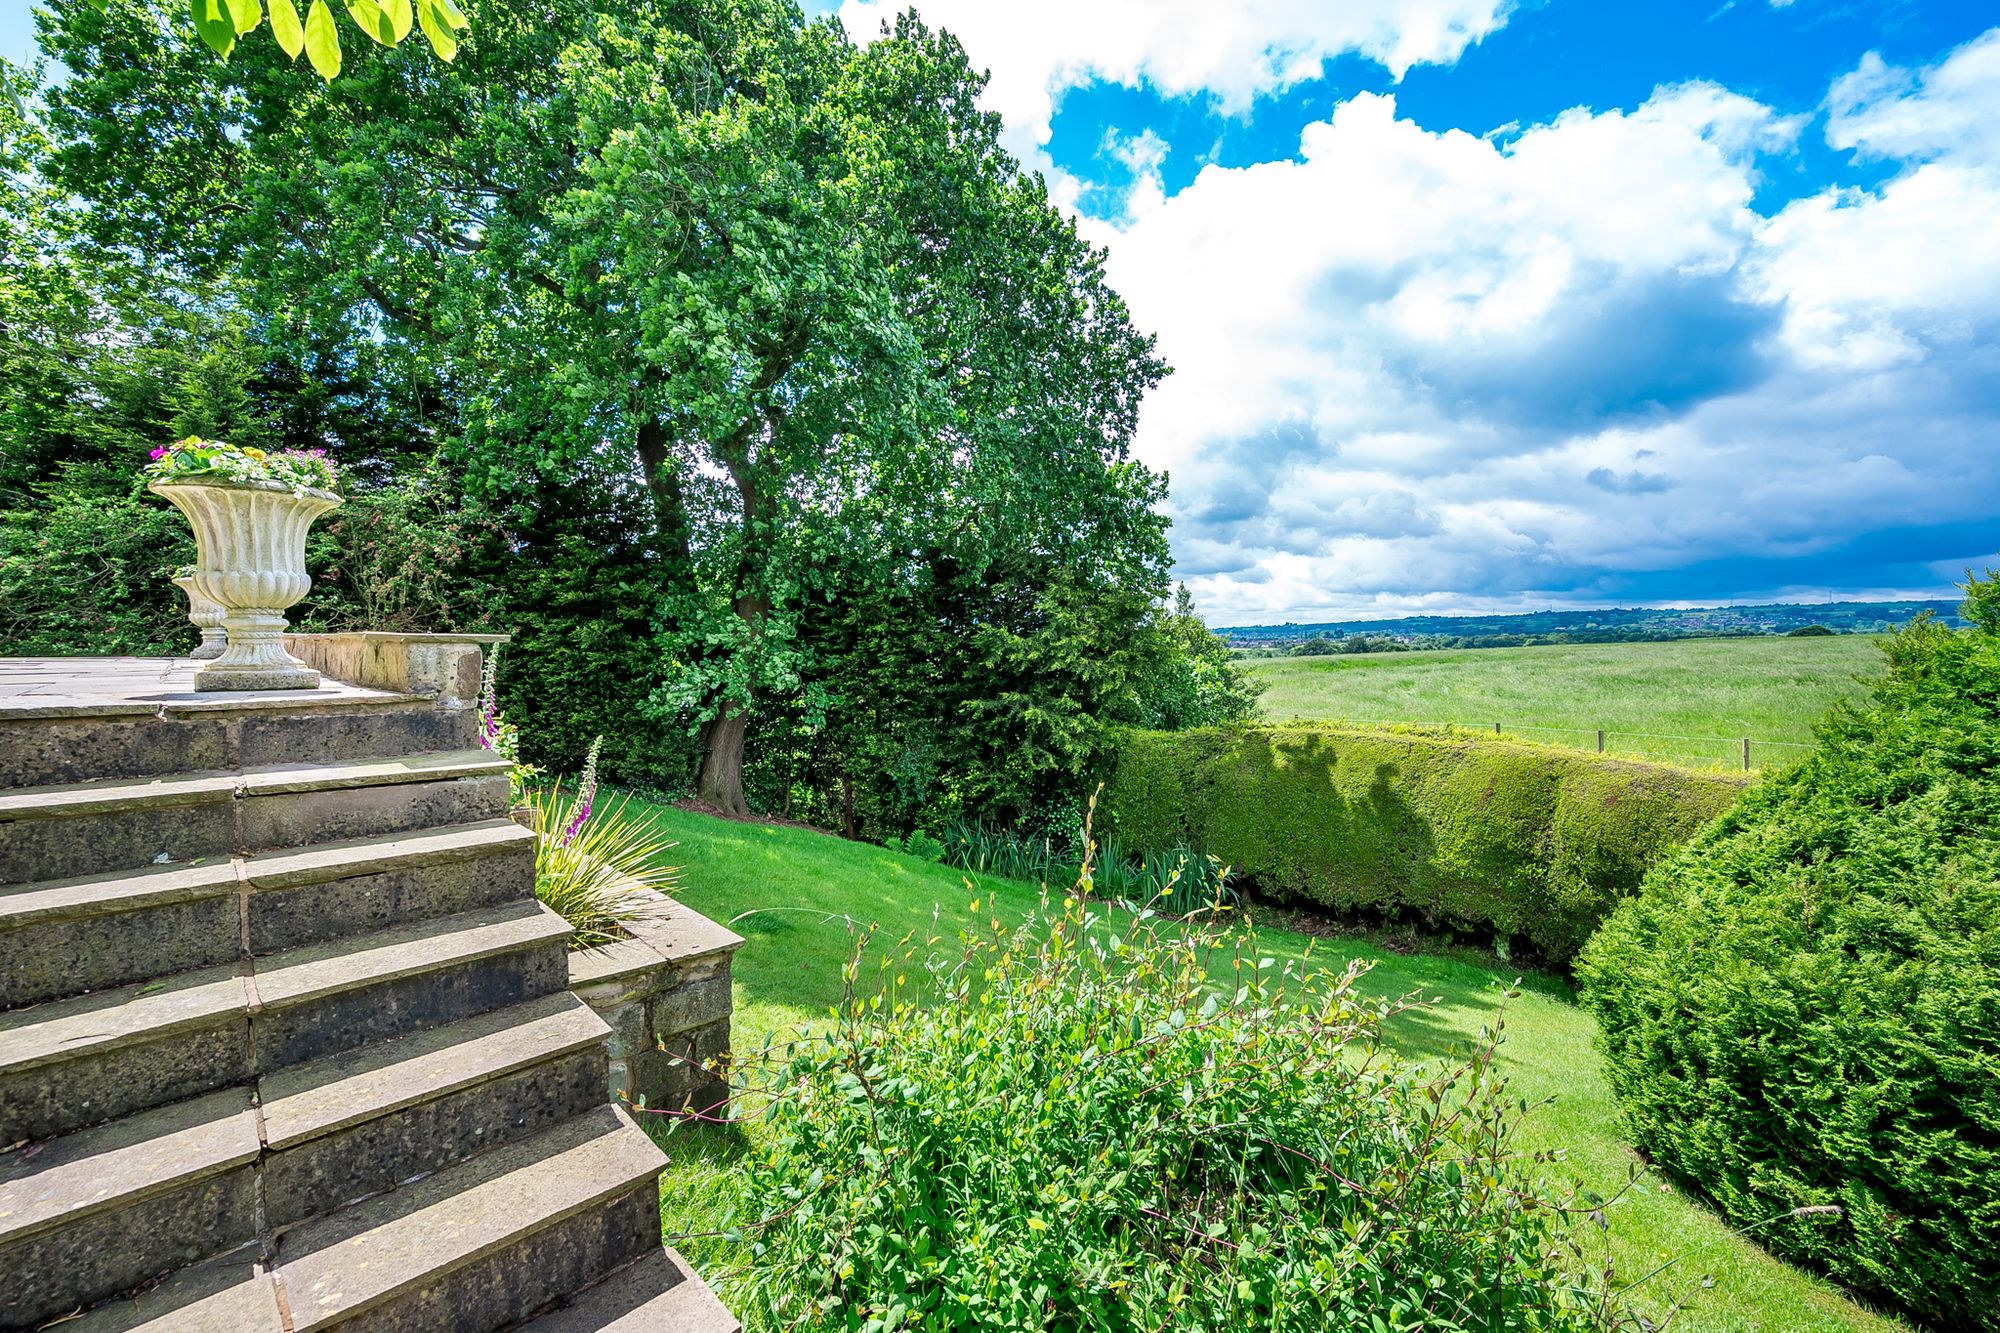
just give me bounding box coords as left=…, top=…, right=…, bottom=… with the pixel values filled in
left=641, top=803, right=1902, bottom=1333
left=1247, top=635, right=1885, bottom=768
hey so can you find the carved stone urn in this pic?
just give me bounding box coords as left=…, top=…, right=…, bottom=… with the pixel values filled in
left=149, top=479, right=342, bottom=691
left=169, top=574, right=229, bottom=660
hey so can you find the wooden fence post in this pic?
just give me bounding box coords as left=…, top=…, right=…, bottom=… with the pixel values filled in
left=1742, top=737, right=1751, bottom=770
left=1493, top=721, right=1502, bottom=736
left=1596, top=729, right=1605, bottom=753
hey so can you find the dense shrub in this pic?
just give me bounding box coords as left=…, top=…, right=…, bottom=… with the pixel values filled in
left=0, top=494, right=195, bottom=654
left=725, top=886, right=1632, bottom=1331
left=1576, top=587, right=2000, bottom=1329
left=1103, top=726, right=1744, bottom=965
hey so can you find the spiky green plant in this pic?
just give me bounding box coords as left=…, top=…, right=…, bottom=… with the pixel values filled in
left=529, top=783, right=682, bottom=948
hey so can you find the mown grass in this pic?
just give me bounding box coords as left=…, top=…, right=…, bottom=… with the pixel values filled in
left=638, top=803, right=1903, bottom=1331
left=1248, top=636, right=1884, bottom=769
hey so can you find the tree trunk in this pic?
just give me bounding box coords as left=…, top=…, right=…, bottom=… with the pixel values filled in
left=695, top=707, right=750, bottom=817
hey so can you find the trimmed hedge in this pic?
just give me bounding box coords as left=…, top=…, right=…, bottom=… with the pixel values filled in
left=1102, top=725, right=1745, bottom=965
left=1577, top=605, right=2000, bottom=1329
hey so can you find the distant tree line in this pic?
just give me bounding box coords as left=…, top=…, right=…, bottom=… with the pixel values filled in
left=1227, top=603, right=1965, bottom=658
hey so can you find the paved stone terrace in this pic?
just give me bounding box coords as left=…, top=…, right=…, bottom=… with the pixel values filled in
left=0, top=656, right=416, bottom=716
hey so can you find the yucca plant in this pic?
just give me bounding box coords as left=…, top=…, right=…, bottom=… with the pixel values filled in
left=528, top=755, right=681, bottom=948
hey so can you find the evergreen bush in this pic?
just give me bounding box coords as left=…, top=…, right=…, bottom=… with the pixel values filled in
left=1577, top=577, right=2000, bottom=1329
left=1103, top=726, right=1743, bottom=964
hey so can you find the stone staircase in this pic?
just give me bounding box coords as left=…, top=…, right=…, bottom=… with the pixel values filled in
left=0, top=657, right=737, bottom=1331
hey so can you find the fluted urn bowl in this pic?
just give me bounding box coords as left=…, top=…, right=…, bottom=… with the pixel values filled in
left=169, top=574, right=228, bottom=660
left=149, top=478, right=342, bottom=691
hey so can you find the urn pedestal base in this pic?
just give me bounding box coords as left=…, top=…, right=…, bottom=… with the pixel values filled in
left=193, top=612, right=322, bottom=691
left=194, top=662, right=322, bottom=691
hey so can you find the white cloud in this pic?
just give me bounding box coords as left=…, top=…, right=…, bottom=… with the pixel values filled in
left=1069, top=32, right=2000, bottom=621
left=834, top=0, right=1512, bottom=174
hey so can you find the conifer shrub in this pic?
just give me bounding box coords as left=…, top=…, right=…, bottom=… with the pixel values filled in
left=1103, top=726, right=1743, bottom=964
left=1577, top=579, right=2000, bottom=1330
left=725, top=881, right=1635, bottom=1331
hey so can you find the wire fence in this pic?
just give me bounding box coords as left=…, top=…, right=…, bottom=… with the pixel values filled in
left=1289, top=717, right=1818, bottom=771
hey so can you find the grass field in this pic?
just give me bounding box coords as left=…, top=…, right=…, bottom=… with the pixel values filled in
left=1247, top=635, right=1885, bottom=768
left=640, top=803, right=1903, bottom=1333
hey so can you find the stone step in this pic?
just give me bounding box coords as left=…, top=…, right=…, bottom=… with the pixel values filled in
left=65, top=1251, right=282, bottom=1332
left=0, top=995, right=613, bottom=1327
left=0, top=902, right=571, bottom=1143
left=0, top=750, right=513, bottom=885
left=0, top=963, right=247, bottom=1145
left=260, top=992, right=610, bottom=1231
left=0, top=819, right=537, bottom=1010
left=245, top=900, right=574, bottom=1080
left=0, top=1088, right=263, bottom=1329
left=0, top=695, right=472, bottom=789
left=274, top=1104, right=666, bottom=1333
left=520, top=1248, right=743, bottom=1333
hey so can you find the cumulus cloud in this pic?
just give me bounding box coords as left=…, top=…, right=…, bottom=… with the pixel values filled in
left=834, top=0, right=1512, bottom=175
left=1058, top=31, right=2000, bottom=621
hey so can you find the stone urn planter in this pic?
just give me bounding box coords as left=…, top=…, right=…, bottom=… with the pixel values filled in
left=149, top=479, right=342, bottom=691
left=169, top=574, right=228, bottom=660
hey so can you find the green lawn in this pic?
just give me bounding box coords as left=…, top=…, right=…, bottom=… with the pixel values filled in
left=1248, top=636, right=1884, bottom=769
left=641, top=803, right=1904, bottom=1333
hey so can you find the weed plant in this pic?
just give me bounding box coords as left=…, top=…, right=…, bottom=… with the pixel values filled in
left=718, top=838, right=1639, bottom=1331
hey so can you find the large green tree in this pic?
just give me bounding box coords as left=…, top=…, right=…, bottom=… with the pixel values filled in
left=42, top=0, right=1168, bottom=815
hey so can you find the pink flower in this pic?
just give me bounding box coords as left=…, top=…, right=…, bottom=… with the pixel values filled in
left=148, top=448, right=166, bottom=460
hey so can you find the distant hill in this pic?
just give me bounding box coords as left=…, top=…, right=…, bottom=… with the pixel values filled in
left=1223, top=599, right=1966, bottom=653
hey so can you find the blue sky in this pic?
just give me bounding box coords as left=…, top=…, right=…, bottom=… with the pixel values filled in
left=11, top=3, right=2000, bottom=622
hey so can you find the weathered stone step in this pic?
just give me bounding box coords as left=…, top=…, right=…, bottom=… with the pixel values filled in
left=0, top=819, right=537, bottom=1010
left=0, top=963, right=247, bottom=1145
left=0, top=750, right=512, bottom=884
left=0, top=902, right=570, bottom=1142
left=0, top=694, right=471, bottom=790
left=245, top=900, right=573, bottom=1076
left=0, top=1088, right=263, bottom=1329
left=260, top=992, right=610, bottom=1231
left=65, top=1251, right=281, bottom=1332
left=275, top=1104, right=665, bottom=1332
left=520, top=1248, right=742, bottom=1333
left=0, top=995, right=613, bottom=1327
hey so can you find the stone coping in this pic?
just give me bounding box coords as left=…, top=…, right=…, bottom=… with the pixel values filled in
left=282, top=633, right=505, bottom=706
left=304, top=631, right=513, bottom=646
left=568, top=890, right=745, bottom=990
left=0, top=657, right=419, bottom=720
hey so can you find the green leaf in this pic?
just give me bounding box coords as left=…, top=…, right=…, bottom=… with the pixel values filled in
left=426, top=0, right=468, bottom=30
left=268, top=0, right=306, bottom=58
left=223, top=0, right=262, bottom=35
left=188, top=0, right=237, bottom=57
left=377, top=0, right=413, bottom=42
left=303, top=0, right=341, bottom=79
left=345, top=0, right=396, bottom=46
left=415, top=0, right=458, bottom=61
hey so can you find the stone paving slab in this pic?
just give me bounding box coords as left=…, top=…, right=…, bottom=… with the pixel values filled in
left=0, top=658, right=416, bottom=719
